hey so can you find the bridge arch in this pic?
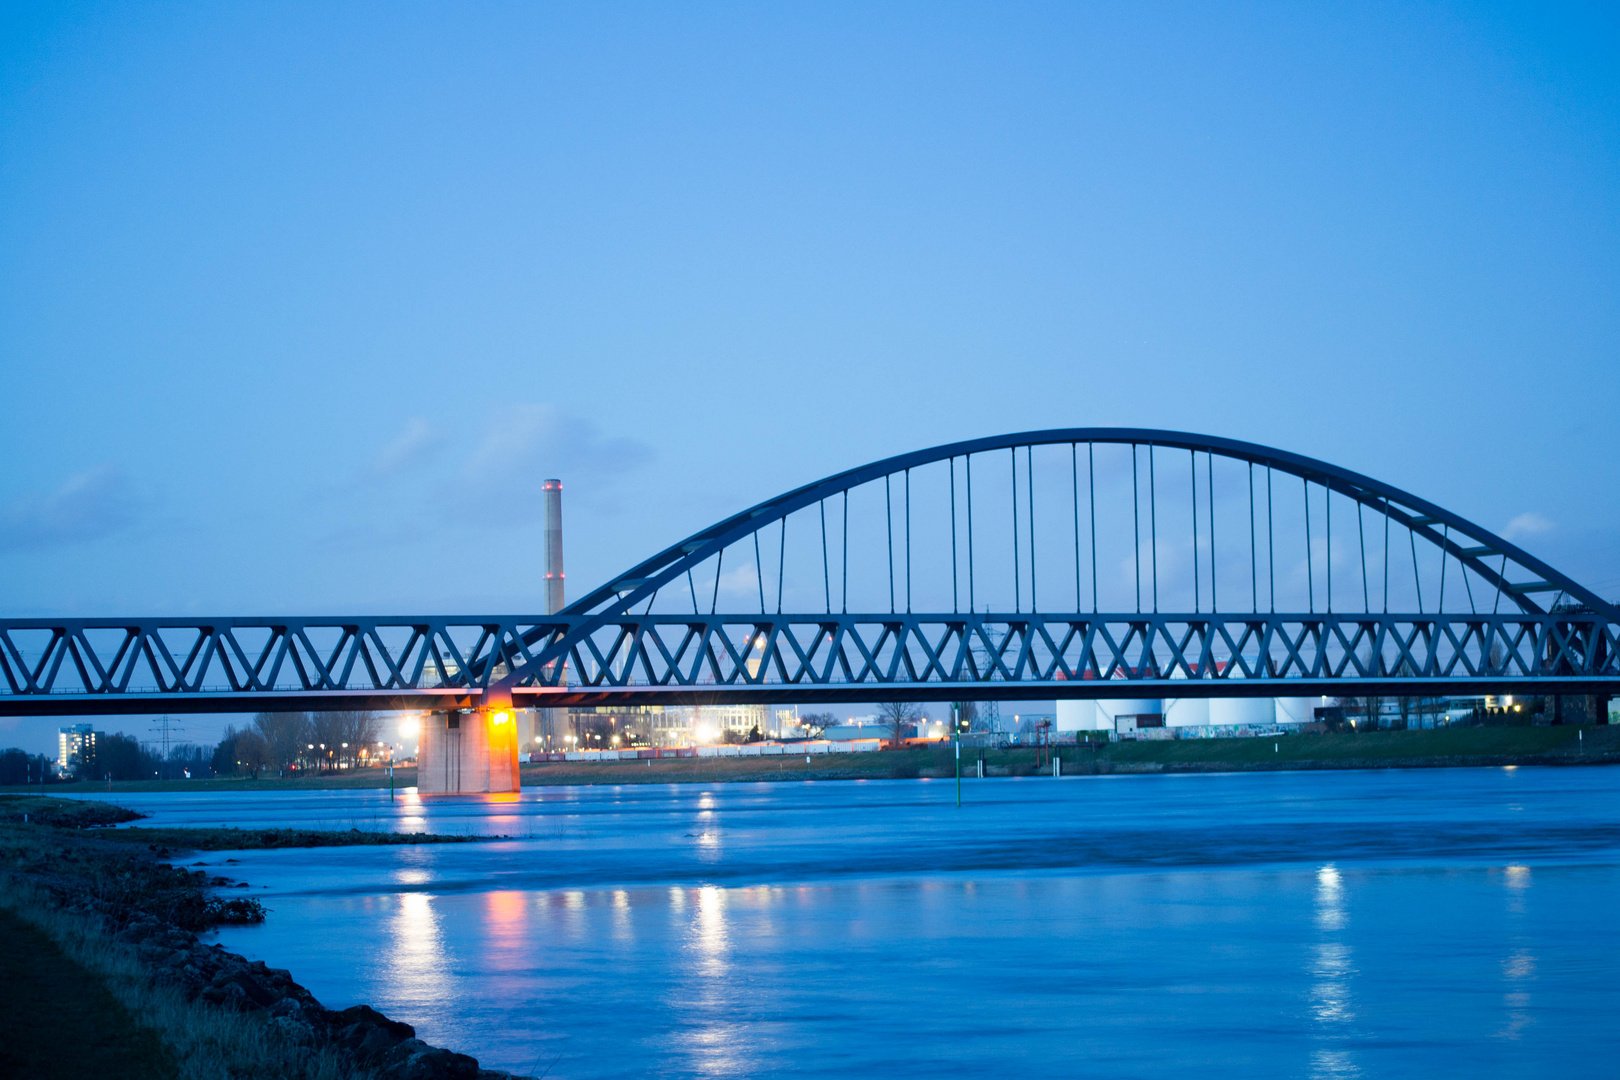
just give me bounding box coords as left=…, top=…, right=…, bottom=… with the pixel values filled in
left=485, top=429, right=1617, bottom=701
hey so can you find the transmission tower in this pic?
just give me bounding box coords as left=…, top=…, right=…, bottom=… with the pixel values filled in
left=150, top=715, right=183, bottom=766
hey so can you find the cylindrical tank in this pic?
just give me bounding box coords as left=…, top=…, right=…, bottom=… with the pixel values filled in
left=1274, top=697, right=1318, bottom=726
left=1210, top=697, right=1276, bottom=726
left=1095, top=699, right=1162, bottom=726
left=543, top=479, right=565, bottom=615
left=1163, top=697, right=1209, bottom=727
left=1055, top=699, right=1097, bottom=731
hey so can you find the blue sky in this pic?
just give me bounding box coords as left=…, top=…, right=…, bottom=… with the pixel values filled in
left=3, top=2, right=1617, bottom=751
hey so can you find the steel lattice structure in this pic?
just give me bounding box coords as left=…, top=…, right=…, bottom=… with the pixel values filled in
left=3, top=429, right=1617, bottom=716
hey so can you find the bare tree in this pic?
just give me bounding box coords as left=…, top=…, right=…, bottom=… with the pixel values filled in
left=355, top=711, right=384, bottom=764
left=332, top=711, right=382, bottom=766
left=253, top=712, right=311, bottom=776
left=304, top=711, right=382, bottom=769
left=877, top=701, right=925, bottom=746
left=800, top=712, right=838, bottom=738
left=1394, top=659, right=1416, bottom=731
left=1345, top=696, right=1385, bottom=731
left=308, top=712, right=344, bottom=771
left=234, top=730, right=271, bottom=778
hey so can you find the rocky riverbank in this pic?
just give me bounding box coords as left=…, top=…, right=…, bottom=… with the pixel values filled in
left=0, top=797, right=533, bottom=1080
left=110, top=912, right=521, bottom=1079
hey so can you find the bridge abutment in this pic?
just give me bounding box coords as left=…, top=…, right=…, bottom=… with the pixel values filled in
left=417, top=710, right=520, bottom=794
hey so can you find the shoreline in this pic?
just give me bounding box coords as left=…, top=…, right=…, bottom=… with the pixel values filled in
left=0, top=799, right=533, bottom=1079
left=11, top=725, right=1618, bottom=793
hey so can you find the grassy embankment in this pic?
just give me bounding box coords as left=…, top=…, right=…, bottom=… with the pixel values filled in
left=7, top=725, right=1617, bottom=794
left=517, top=725, right=1620, bottom=783
left=511, top=725, right=1620, bottom=783
left=0, top=800, right=354, bottom=1079
left=0, top=796, right=524, bottom=1079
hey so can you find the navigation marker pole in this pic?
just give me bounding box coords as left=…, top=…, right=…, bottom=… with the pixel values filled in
left=954, top=704, right=962, bottom=808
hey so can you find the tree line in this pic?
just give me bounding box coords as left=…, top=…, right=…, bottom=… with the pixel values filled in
left=0, top=710, right=386, bottom=784
left=1, top=736, right=214, bottom=784
left=214, top=711, right=385, bottom=778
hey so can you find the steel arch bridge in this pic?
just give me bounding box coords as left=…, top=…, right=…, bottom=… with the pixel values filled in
left=3, top=429, right=1617, bottom=717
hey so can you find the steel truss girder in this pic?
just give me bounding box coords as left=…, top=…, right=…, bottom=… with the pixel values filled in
left=0, top=617, right=551, bottom=715
left=512, top=612, right=1620, bottom=691
left=2, top=612, right=1615, bottom=716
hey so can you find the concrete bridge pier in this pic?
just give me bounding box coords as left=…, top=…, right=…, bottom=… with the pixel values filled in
left=417, top=709, right=520, bottom=793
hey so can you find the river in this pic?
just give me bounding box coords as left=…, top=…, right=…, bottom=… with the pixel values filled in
left=101, top=766, right=1620, bottom=1077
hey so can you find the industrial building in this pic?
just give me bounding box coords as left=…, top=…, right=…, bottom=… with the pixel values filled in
left=1057, top=695, right=1329, bottom=739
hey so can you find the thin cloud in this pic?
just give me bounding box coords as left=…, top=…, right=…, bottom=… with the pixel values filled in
left=463, top=404, right=653, bottom=493
left=365, top=418, right=447, bottom=481
left=717, top=560, right=761, bottom=600
left=321, top=405, right=654, bottom=548
left=1503, top=512, right=1554, bottom=541
left=0, top=465, right=140, bottom=551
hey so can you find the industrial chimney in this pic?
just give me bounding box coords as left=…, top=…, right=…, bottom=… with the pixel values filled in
left=543, top=479, right=564, bottom=615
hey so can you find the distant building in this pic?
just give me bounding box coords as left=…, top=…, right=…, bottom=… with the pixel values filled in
left=57, top=723, right=97, bottom=779
left=822, top=717, right=890, bottom=740
left=1055, top=692, right=1550, bottom=739
left=663, top=704, right=769, bottom=744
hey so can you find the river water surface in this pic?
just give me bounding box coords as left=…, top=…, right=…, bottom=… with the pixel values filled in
left=103, top=767, right=1620, bottom=1078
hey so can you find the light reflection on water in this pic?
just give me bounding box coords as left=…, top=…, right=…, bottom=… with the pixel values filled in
left=1498, top=862, right=1537, bottom=1044
left=387, top=891, right=452, bottom=1022
left=100, top=767, right=1620, bottom=1078
left=1308, top=863, right=1358, bottom=1079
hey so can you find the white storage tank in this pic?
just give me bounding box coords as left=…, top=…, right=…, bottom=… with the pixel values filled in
left=1164, top=697, right=1210, bottom=727
left=1210, top=697, right=1276, bottom=726
left=1055, top=699, right=1098, bottom=731
left=1274, top=697, right=1318, bottom=726
left=1096, top=698, right=1163, bottom=728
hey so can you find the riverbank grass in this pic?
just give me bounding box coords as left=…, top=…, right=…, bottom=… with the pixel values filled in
left=0, top=806, right=530, bottom=1078
left=0, top=902, right=172, bottom=1079
left=0, top=826, right=369, bottom=1079
left=516, top=724, right=1619, bottom=783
